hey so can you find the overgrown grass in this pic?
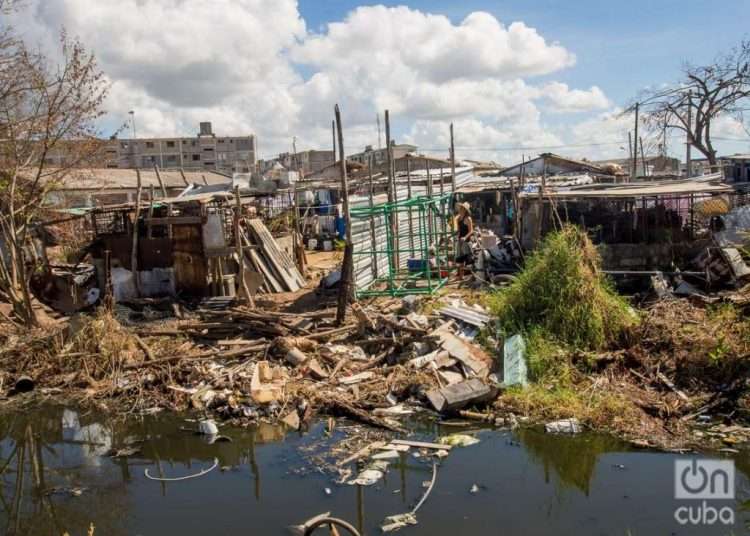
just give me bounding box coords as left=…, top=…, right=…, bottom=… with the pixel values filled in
left=487, top=226, right=639, bottom=427
left=487, top=225, right=635, bottom=351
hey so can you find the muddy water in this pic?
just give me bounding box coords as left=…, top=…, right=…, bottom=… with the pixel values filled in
left=0, top=407, right=747, bottom=536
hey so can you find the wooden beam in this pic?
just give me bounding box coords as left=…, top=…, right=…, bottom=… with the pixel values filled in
left=153, top=164, right=168, bottom=197
left=335, top=103, right=354, bottom=325
left=131, top=169, right=142, bottom=296
left=144, top=216, right=202, bottom=225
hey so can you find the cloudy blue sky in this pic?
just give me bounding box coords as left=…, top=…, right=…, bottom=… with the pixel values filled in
left=8, top=0, right=750, bottom=164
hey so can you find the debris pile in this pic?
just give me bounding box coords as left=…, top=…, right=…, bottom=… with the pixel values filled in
left=0, top=293, right=505, bottom=444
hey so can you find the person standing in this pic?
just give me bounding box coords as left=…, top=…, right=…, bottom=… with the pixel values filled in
left=454, top=202, right=473, bottom=279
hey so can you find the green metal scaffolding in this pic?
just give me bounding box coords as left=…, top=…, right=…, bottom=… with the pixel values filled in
left=351, top=192, right=454, bottom=297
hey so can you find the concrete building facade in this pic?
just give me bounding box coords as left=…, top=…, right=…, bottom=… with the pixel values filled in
left=45, top=122, right=256, bottom=174
left=259, top=149, right=334, bottom=176
left=348, top=143, right=418, bottom=166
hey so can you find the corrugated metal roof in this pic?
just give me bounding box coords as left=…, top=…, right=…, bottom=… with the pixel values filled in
left=523, top=174, right=730, bottom=198
left=37, top=168, right=230, bottom=190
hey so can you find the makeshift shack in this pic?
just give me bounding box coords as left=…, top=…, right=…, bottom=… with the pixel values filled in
left=86, top=188, right=305, bottom=302
left=518, top=174, right=734, bottom=270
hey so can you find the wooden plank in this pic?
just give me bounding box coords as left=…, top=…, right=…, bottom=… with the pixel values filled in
left=241, top=229, right=283, bottom=292
left=248, top=248, right=282, bottom=293
left=390, top=439, right=452, bottom=451
left=243, top=228, right=283, bottom=293
left=258, top=245, right=299, bottom=292
left=247, top=219, right=305, bottom=289
left=250, top=225, right=300, bottom=291
left=145, top=216, right=203, bottom=225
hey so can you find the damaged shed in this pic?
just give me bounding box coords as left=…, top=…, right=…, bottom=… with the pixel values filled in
left=518, top=173, right=734, bottom=270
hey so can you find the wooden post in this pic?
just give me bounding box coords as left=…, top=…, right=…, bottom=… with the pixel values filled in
left=179, top=168, right=189, bottom=187
left=153, top=163, right=168, bottom=197
left=535, top=157, right=546, bottom=245
left=449, top=123, right=457, bottom=200
left=131, top=169, right=142, bottom=296
left=103, top=249, right=113, bottom=311
left=332, top=120, right=337, bottom=163
left=335, top=104, right=354, bottom=325
left=685, top=90, right=693, bottom=179
left=147, top=184, right=155, bottom=239
left=511, top=179, right=520, bottom=240
left=385, top=109, right=399, bottom=270
left=640, top=136, right=647, bottom=176
left=406, top=157, right=414, bottom=255
left=425, top=157, right=434, bottom=240
left=632, top=102, right=639, bottom=182
left=234, top=185, right=253, bottom=307
left=368, top=154, right=378, bottom=279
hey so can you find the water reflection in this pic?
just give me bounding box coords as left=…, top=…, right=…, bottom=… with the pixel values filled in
left=0, top=406, right=287, bottom=535
left=516, top=428, right=622, bottom=495
left=0, top=406, right=746, bottom=536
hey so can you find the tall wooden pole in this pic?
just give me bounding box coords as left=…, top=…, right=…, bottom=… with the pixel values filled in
left=368, top=154, right=378, bottom=279
left=449, top=123, right=457, bottom=195
left=131, top=169, right=143, bottom=296
left=332, top=120, right=337, bottom=163
left=640, top=136, right=647, bottom=176
left=153, top=163, right=168, bottom=197
left=631, top=102, right=639, bottom=181
left=147, top=184, right=155, bottom=239
left=406, top=157, right=414, bottom=254
left=425, top=157, right=434, bottom=240
left=335, top=104, right=354, bottom=324
left=385, top=110, right=399, bottom=270
left=234, top=185, right=253, bottom=307
left=686, top=90, right=693, bottom=178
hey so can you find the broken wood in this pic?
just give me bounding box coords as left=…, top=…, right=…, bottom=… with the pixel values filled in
left=328, top=399, right=406, bottom=433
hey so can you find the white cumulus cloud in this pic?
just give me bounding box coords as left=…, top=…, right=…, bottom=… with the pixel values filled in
left=7, top=1, right=615, bottom=159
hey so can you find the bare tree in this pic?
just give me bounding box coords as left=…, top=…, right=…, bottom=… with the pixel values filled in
left=0, top=25, right=109, bottom=325
left=632, top=40, right=750, bottom=167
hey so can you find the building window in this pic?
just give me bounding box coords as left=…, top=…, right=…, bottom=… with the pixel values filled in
left=146, top=141, right=154, bottom=148
left=192, top=154, right=200, bottom=161
left=203, top=147, right=214, bottom=152
left=218, top=139, right=225, bottom=144
left=166, top=155, right=177, bottom=163
left=166, top=141, right=175, bottom=148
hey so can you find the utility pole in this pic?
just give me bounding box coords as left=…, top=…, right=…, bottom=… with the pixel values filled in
left=335, top=104, right=354, bottom=324
left=640, top=136, right=647, bottom=176
left=631, top=102, right=639, bottom=181
left=377, top=113, right=382, bottom=150
left=686, top=90, right=693, bottom=178
left=449, top=123, right=457, bottom=195
left=331, top=120, right=337, bottom=163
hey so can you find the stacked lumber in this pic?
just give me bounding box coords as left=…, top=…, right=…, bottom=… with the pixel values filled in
left=180, top=306, right=338, bottom=342
left=240, top=218, right=306, bottom=294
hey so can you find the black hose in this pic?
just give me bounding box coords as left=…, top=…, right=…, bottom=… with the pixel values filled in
left=303, top=517, right=361, bottom=536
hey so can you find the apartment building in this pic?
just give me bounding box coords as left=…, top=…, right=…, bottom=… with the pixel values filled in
left=259, top=149, right=334, bottom=176
left=45, top=122, right=256, bottom=174
left=348, top=142, right=417, bottom=166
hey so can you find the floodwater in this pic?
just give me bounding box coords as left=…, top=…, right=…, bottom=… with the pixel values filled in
left=0, top=407, right=747, bottom=536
